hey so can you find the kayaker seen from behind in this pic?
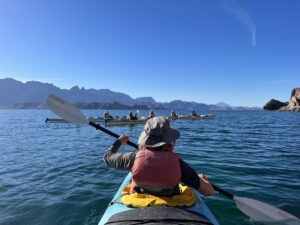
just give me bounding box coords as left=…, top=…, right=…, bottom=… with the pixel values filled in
left=147, top=111, right=155, bottom=119
left=171, top=110, right=178, bottom=118
left=191, top=110, right=197, bottom=117
left=103, top=111, right=113, bottom=119
left=103, top=116, right=214, bottom=197
left=127, top=111, right=137, bottom=120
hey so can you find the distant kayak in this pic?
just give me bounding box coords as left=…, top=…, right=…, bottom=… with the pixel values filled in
left=168, top=114, right=216, bottom=121
left=45, top=117, right=112, bottom=123
left=98, top=173, right=219, bottom=225
left=105, top=118, right=148, bottom=126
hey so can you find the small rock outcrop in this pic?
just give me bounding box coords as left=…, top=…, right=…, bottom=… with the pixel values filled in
left=279, top=88, right=300, bottom=112
left=263, top=99, right=288, bottom=111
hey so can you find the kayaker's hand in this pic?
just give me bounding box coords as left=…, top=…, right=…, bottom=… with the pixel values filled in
left=198, top=173, right=214, bottom=196
left=118, top=135, right=129, bottom=145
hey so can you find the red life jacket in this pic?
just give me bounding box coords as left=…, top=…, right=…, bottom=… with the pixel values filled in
left=131, top=148, right=181, bottom=195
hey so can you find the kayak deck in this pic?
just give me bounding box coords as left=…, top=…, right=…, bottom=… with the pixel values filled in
left=105, top=206, right=214, bottom=224
left=98, top=173, right=219, bottom=225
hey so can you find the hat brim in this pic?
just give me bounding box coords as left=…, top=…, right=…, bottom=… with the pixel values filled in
left=138, top=127, right=180, bottom=148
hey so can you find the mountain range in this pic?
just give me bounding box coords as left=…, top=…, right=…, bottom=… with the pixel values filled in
left=0, top=78, right=259, bottom=110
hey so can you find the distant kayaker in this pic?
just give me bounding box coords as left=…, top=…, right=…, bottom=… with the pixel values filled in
left=103, top=116, right=214, bottom=197
left=170, top=110, right=178, bottom=118
left=103, top=111, right=112, bottom=118
left=127, top=111, right=137, bottom=120
left=191, top=110, right=197, bottom=117
left=147, top=111, right=155, bottom=119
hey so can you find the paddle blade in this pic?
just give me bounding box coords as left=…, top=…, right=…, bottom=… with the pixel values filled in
left=234, top=196, right=300, bottom=224
left=47, top=94, right=89, bottom=124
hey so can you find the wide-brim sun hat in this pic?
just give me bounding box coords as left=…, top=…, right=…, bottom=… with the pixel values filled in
left=138, top=116, right=180, bottom=148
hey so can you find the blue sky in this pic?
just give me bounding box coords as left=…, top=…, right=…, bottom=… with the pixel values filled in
left=0, top=0, right=299, bottom=107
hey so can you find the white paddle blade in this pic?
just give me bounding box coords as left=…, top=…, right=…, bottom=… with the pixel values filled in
left=47, top=94, right=89, bottom=124
left=234, top=196, right=300, bottom=224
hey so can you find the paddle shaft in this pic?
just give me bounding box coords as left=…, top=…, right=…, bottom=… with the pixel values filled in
left=88, top=121, right=138, bottom=149
left=212, top=184, right=234, bottom=199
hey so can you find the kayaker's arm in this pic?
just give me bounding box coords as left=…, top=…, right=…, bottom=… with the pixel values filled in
left=103, top=139, right=136, bottom=170
left=179, top=159, right=214, bottom=196
left=179, top=159, right=200, bottom=189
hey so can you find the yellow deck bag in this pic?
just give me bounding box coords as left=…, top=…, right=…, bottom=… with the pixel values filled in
left=121, top=184, right=196, bottom=207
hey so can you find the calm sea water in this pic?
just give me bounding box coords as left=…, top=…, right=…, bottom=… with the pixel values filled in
left=0, top=109, right=299, bottom=225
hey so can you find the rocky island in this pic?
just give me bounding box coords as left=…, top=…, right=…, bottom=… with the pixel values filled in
left=264, top=88, right=300, bottom=112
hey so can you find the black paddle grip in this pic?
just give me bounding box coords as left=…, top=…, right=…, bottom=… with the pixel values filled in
left=212, top=184, right=234, bottom=199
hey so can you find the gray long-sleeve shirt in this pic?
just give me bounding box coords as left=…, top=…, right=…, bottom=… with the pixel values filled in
left=103, top=140, right=200, bottom=190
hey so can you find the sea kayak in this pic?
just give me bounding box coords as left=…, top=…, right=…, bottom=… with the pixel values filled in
left=98, top=173, right=219, bottom=225
left=45, top=117, right=112, bottom=123
left=167, top=114, right=216, bottom=121
left=105, top=118, right=148, bottom=126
